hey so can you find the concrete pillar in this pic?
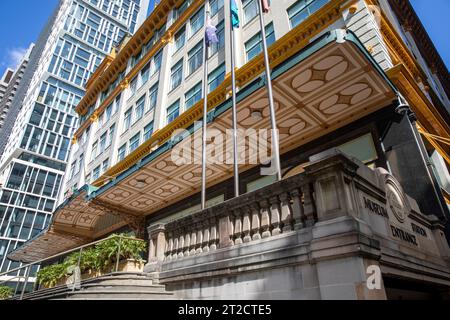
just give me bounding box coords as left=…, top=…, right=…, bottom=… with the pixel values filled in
left=145, top=224, right=166, bottom=272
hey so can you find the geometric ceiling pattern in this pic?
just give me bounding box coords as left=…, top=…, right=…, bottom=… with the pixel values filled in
left=10, top=39, right=397, bottom=262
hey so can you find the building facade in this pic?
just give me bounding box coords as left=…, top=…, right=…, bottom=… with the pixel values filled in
left=0, top=0, right=150, bottom=285
left=0, top=69, right=14, bottom=103
left=0, top=45, right=34, bottom=132
left=7, top=0, right=450, bottom=299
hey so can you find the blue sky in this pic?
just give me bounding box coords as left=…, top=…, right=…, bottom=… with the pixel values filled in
left=0, top=0, right=448, bottom=77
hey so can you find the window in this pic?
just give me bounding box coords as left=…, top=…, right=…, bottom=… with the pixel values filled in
left=129, top=133, right=140, bottom=153
left=93, top=166, right=101, bottom=181
left=210, top=21, right=225, bottom=57
left=105, top=103, right=113, bottom=122
left=152, top=50, right=163, bottom=77
left=123, top=108, right=132, bottom=132
left=243, top=0, right=258, bottom=24
left=70, top=161, right=77, bottom=179
left=118, top=144, right=127, bottom=161
left=108, top=125, right=115, bottom=147
left=185, top=82, right=202, bottom=110
left=130, top=77, right=138, bottom=95
left=77, top=154, right=84, bottom=174
left=167, top=100, right=180, bottom=124
left=174, top=0, right=190, bottom=20
left=245, top=23, right=275, bottom=61
left=102, top=159, right=109, bottom=173
left=208, top=63, right=226, bottom=92
left=190, top=7, right=204, bottom=37
left=288, top=0, right=329, bottom=29
left=99, top=133, right=107, bottom=153
left=148, top=84, right=158, bottom=112
left=144, top=122, right=154, bottom=141
left=210, top=0, right=224, bottom=16
left=170, top=60, right=183, bottom=90
left=338, top=133, right=378, bottom=167
left=135, top=95, right=146, bottom=122
left=141, top=63, right=150, bottom=85
left=188, top=42, right=203, bottom=75
left=91, top=142, right=98, bottom=161
left=174, top=27, right=186, bottom=53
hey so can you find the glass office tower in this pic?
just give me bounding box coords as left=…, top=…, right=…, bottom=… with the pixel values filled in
left=0, top=0, right=150, bottom=287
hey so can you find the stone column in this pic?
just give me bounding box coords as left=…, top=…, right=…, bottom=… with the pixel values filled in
left=305, top=149, right=359, bottom=222
left=145, top=224, right=166, bottom=273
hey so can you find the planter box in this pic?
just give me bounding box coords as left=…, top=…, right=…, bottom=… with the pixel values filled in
left=40, top=259, right=145, bottom=289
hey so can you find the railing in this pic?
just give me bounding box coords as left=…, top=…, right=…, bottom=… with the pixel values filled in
left=147, top=172, right=318, bottom=265
left=0, top=235, right=145, bottom=300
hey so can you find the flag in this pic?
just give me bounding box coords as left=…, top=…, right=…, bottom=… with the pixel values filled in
left=205, top=17, right=219, bottom=47
left=231, top=0, right=240, bottom=28
left=261, top=0, right=270, bottom=13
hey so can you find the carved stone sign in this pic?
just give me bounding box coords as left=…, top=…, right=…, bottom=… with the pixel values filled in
left=363, top=197, right=388, bottom=219
left=390, top=225, right=418, bottom=246
left=386, top=182, right=407, bottom=224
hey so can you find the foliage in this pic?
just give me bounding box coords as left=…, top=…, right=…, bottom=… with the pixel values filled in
left=0, top=286, right=13, bottom=300
left=36, top=235, right=146, bottom=288
left=35, top=263, right=68, bottom=288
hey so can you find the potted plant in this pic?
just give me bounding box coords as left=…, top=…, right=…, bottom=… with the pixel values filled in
left=36, top=235, right=147, bottom=289
left=0, top=286, right=13, bottom=300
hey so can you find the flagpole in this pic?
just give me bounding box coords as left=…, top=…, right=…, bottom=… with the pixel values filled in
left=230, top=5, right=240, bottom=198
left=257, top=0, right=282, bottom=181
left=201, top=4, right=210, bottom=210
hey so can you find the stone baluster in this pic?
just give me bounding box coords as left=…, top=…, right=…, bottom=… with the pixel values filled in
left=290, top=188, right=305, bottom=230
left=210, top=217, right=218, bottom=250
left=228, top=212, right=235, bottom=246
left=184, top=232, right=191, bottom=257
left=242, top=206, right=252, bottom=243
left=233, top=209, right=243, bottom=245
left=270, top=196, right=282, bottom=236
left=173, top=231, right=179, bottom=260
left=196, top=223, right=204, bottom=254
left=202, top=220, right=210, bottom=253
left=280, top=192, right=294, bottom=232
left=251, top=203, right=261, bottom=240
left=178, top=231, right=185, bottom=258
left=190, top=228, right=197, bottom=256
left=260, top=199, right=271, bottom=239
left=303, top=183, right=317, bottom=226
left=219, top=214, right=233, bottom=248
left=166, top=233, right=174, bottom=260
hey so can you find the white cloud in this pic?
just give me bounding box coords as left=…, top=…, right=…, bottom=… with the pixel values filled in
left=1, top=47, right=28, bottom=70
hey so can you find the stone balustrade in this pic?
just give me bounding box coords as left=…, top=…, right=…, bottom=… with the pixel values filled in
left=147, top=170, right=318, bottom=265
left=144, top=149, right=450, bottom=299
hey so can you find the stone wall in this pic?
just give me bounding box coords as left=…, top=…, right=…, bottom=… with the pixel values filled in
left=146, top=149, right=450, bottom=300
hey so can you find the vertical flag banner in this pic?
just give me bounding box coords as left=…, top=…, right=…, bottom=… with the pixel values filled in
left=231, top=0, right=240, bottom=28
left=261, top=0, right=270, bottom=13
left=205, top=17, right=219, bottom=47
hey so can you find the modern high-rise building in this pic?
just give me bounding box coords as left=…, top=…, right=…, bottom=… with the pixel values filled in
left=4, top=0, right=450, bottom=300
left=0, top=45, right=34, bottom=133
left=0, top=0, right=150, bottom=286
left=0, top=69, right=14, bottom=103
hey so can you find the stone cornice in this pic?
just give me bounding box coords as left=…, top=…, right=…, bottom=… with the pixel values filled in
left=387, top=0, right=450, bottom=100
